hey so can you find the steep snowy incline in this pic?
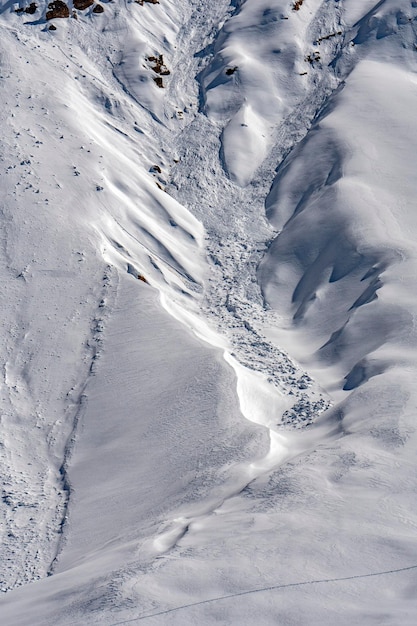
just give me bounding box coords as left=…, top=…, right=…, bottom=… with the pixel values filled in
left=2, top=0, right=417, bottom=625
left=0, top=0, right=339, bottom=596
left=0, top=0, right=209, bottom=593
left=0, top=24, right=111, bottom=588
left=260, top=0, right=417, bottom=395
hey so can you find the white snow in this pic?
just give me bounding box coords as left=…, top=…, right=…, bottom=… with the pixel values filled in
left=1, top=0, right=417, bottom=624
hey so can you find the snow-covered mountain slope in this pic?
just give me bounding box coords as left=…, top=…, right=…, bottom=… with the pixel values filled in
left=1, top=0, right=417, bottom=624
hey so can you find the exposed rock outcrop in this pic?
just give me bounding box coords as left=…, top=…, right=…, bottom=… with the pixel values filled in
left=15, top=2, right=38, bottom=14
left=147, top=54, right=170, bottom=76
left=46, top=0, right=70, bottom=19
left=73, top=0, right=94, bottom=9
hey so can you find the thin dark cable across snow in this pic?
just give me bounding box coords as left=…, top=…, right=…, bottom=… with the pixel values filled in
left=108, top=563, right=417, bottom=624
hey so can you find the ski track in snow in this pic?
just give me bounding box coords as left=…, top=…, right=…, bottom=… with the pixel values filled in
left=109, top=563, right=417, bottom=625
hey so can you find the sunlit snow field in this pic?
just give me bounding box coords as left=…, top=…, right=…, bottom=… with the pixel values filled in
left=1, top=0, right=417, bottom=624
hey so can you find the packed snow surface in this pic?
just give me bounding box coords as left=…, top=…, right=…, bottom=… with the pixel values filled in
left=1, top=0, right=417, bottom=624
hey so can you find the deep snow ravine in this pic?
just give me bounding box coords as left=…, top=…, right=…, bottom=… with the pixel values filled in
left=140, top=0, right=354, bottom=554
left=91, top=1, right=380, bottom=569
left=0, top=0, right=339, bottom=588
left=108, top=0, right=417, bottom=568
left=164, top=0, right=347, bottom=428
left=1, top=1, right=417, bottom=620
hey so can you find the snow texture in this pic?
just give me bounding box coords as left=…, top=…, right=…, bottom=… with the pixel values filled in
left=1, top=0, right=417, bottom=624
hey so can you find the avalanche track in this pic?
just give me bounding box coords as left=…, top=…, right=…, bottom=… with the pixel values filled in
left=1, top=0, right=417, bottom=624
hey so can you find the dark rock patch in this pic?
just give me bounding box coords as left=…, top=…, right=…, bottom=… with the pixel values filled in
left=46, top=1, right=70, bottom=19
left=147, top=54, right=170, bottom=75
left=15, top=2, right=38, bottom=13
left=73, top=0, right=94, bottom=9
left=25, top=2, right=38, bottom=13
